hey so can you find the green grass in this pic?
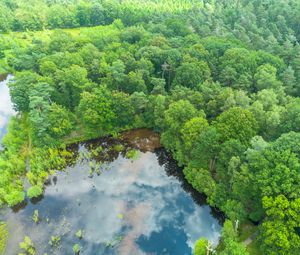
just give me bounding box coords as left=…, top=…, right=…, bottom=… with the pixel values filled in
left=0, top=222, right=8, bottom=255
left=238, top=222, right=257, bottom=242
left=247, top=240, right=261, bottom=255
left=237, top=222, right=261, bottom=255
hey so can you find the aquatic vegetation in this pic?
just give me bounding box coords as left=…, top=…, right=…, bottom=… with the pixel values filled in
left=91, top=146, right=103, bottom=157
left=32, top=210, right=39, bottom=224
left=105, top=235, right=124, bottom=248
left=75, top=230, right=83, bottom=240
left=117, top=213, right=124, bottom=220
left=72, top=244, right=80, bottom=254
left=27, top=185, right=43, bottom=199
left=78, top=149, right=92, bottom=162
left=125, top=149, right=140, bottom=160
left=19, top=236, right=35, bottom=255
left=49, top=236, right=61, bottom=247
left=0, top=222, right=8, bottom=255
left=113, top=144, right=124, bottom=152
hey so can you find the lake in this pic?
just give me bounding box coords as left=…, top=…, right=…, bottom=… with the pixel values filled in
left=1, top=132, right=223, bottom=255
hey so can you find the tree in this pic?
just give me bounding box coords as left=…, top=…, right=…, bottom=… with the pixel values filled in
left=221, top=220, right=238, bottom=243
left=161, top=100, right=198, bottom=155
left=173, top=60, right=211, bottom=89
left=254, top=64, right=282, bottom=91
left=213, top=107, right=258, bottom=145
left=193, top=238, right=208, bottom=255
left=47, top=103, right=73, bottom=139
left=111, top=91, right=135, bottom=129
left=54, top=65, right=90, bottom=110
left=4, top=189, right=25, bottom=207
left=259, top=195, right=300, bottom=255
left=181, top=117, right=209, bottom=153
left=188, top=127, right=221, bottom=171
left=219, top=48, right=256, bottom=90
left=29, top=82, right=53, bottom=146
left=281, top=66, right=297, bottom=95
left=78, top=86, right=116, bottom=136
left=180, top=117, right=209, bottom=164
left=183, top=166, right=216, bottom=197
left=281, top=98, right=300, bottom=133
left=125, top=70, right=147, bottom=94
left=9, top=71, right=40, bottom=112
left=219, top=239, right=249, bottom=255
left=219, top=220, right=249, bottom=255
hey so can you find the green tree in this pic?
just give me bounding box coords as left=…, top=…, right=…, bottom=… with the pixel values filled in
left=219, top=239, right=249, bottom=255
left=254, top=64, right=282, bottom=91
left=9, top=71, right=40, bottom=112
left=47, top=103, right=73, bottom=139
left=259, top=195, right=300, bottom=255
left=161, top=100, right=198, bottom=155
left=125, top=71, right=147, bottom=94
left=281, top=98, right=300, bottom=133
left=173, top=60, right=211, bottom=89
left=213, top=107, right=258, bottom=145
left=193, top=238, right=208, bottom=255
left=78, top=86, right=116, bottom=136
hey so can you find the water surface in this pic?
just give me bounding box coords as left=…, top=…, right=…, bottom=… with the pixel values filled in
left=2, top=136, right=222, bottom=255
left=0, top=74, right=15, bottom=147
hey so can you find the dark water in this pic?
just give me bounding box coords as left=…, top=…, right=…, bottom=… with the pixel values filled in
left=0, top=74, right=15, bottom=147
left=1, top=136, right=222, bottom=255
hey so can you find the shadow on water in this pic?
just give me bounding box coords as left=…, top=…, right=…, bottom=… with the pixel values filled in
left=155, top=148, right=226, bottom=225
left=3, top=129, right=223, bottom=255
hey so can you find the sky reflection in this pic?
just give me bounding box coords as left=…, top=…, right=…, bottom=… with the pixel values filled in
left=3, top=147, right=221, bottom=255
left=0, top=75, right=15, bottom=146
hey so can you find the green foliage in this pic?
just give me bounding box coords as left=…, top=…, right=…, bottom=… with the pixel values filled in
left=161, top=100, right=199, bottom=155
left=125, top=149, right=140, bottom=160
left=2, top=1, right=300, bottom=253
left=32, top=210, right=39, bottom=224
left=73, top=243, right=80, bottom=254
left=219, top=239, right=249, bottom=255
left=173, top=60, right=211, bottom=89
left=27, top=185, right=43, bottom=199
left=0, top=222, right=8, bottom=255
left=19, top=236, right=35, bottom=255
left=193, top=238, right=208, bottom=255
left=259, top=195, right=300, bottom=255
left=5, top=190, right=25, bottom=207
left=75, top=230, right=83, bottom=240
left=183, top=167, right=215, bottom=197
left=49, top=236, right=61, bottom=247
left=219, top=220, right=249, bottom=255
left=78, top=87, right=116, bottom=136
left=213, top=107, right=258, bottom=146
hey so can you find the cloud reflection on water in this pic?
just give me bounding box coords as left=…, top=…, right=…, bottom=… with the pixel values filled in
left=4, top=149, right=221, bottom=255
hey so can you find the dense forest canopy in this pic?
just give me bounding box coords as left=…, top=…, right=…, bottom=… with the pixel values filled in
left=1, top=0, right=300, bottom=255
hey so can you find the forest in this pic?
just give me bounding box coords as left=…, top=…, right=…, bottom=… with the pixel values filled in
left=1, top=0, right=300, bottom=254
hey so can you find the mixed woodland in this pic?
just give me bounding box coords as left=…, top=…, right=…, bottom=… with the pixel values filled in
left=1, top=0, right=300, bottom=254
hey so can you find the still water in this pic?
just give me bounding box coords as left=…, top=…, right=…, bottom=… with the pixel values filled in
left=1, top=133, right=222, bottom=255
left=0, top=74, right=15, bottom=147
